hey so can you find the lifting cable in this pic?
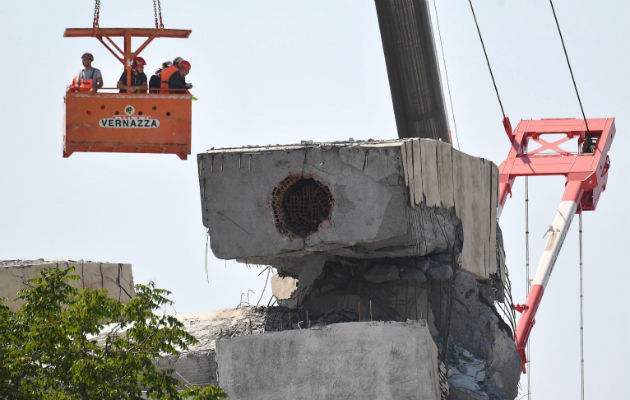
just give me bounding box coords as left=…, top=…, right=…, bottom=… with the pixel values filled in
left=467, top=0, right=507, bottom=120
left=153, top=0, right=165, bottom=29
left=92, top=0, right=101, bottom=29
left=579, top=212, right=584, bottom=400
left=431, top=0, right=461, bottom=150
left=524, top=177, right=532, bottom=400
left=548, top=0, right=590, bottom=134
left=550, top=2, right=587, bottom=395
left=92, top=0, right=164, bottom=30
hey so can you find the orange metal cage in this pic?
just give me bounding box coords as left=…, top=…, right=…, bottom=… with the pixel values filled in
left=64, top=90, right=191, bottom=159
left=63, top=27, right=193, bottom=159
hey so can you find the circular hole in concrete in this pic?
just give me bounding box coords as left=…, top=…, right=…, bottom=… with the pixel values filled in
left=272, top=175, right=333, bottom=239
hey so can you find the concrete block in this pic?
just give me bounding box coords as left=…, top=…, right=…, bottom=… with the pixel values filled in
left=421, top=140, right=440, bottom=207
left=198, top=139, right=499, bottom=279
left=0, top=260, right=134, bottom=311
left=155, top=351, right=217, bottom=387
left=216, top=320, right=440, bottom=400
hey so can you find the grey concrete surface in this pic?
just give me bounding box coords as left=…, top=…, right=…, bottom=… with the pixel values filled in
left=0, top=259, right=134, bottom=311
left=401, top=139, right=498, bottom=279
left=198, top=139, right=499, bottom=280
left=216, top=320, right=440, bottom=400
left=155, top=351, right=218, bottom=387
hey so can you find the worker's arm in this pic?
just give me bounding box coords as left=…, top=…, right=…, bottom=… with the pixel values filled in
left=168, top=73, right=194, bottom=94
left=116, top=80, right=129, bottom=91
left=116, top=71, right=132, bottom=93
left=137, top=74, right=148, bottom=93
left=91, top=69, right=103, bottom=94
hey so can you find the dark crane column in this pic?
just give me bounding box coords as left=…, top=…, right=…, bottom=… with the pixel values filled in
left=375, top=0, right=451, bottom=142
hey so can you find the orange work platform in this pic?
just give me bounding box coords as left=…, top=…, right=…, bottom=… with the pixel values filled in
left=64, top=90, right=191, bottom=159
left=63, top=26, right=193, bottom=159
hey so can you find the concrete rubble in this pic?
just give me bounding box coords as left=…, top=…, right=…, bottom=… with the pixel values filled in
left=0, top=259, right=134, bottom=311
left=157, top=265, right=519, bottom=398
left=195, top=139, right=521, bottom=400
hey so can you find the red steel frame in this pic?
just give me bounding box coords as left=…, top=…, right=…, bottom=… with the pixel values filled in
left=497, top=117, right=615, bottom=373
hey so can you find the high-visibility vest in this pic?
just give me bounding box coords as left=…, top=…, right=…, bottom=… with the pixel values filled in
left=78, top=78, right=93, bottom=93
left=76, top=69, right=100, bottom=93
left=160, top=65, right=179, bottom=93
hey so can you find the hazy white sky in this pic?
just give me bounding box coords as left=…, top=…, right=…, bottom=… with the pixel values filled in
left=0, top=1, right=627, bottom=398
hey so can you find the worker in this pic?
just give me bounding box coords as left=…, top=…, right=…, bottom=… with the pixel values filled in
left=167, top=60, right=193, bottom=93
left=149, top=60, right=172, bottom=94
left=117, top=57, right=148, bottom=94
left=74, top=52, right=103, bottom=94
left=159, top=56, right=184, bottom=93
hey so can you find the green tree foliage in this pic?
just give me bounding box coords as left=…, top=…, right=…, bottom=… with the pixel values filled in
left=0, top=267, right=227, bottom=400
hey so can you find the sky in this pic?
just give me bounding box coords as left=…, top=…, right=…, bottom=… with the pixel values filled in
left=0, top=1, right=627, bottom=398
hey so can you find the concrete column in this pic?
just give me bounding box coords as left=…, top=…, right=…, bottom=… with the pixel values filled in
left=375, top=0, right=451, bottom=142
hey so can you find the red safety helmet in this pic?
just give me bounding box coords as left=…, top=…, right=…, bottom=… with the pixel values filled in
left=81, top=52, right=94, bottom=61
left=179, top=60, right=191, bottom=70
left=132, top=56, right=147, bottom=69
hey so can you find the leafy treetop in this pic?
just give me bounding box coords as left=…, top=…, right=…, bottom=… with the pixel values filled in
left=0, top=266, right=227, bottom=400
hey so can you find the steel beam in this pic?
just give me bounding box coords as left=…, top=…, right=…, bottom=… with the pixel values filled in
left=374, top=0, right=451, bottom=142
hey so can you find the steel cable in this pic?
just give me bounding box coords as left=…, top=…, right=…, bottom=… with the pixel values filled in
left=548, top=0, right=590, bottom=134
left=467, top=0, right=507, bottom=119
left=432, top=0, right=461, bottom=150
left=93, top=0, right=101, bottom=29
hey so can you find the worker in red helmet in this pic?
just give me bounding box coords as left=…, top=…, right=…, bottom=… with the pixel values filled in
left=159, top=56, right=184, bottom=93
left=117, top=57, right=148, bottom=93
left=73, top=52, right=103, bottom=94
left=167, top=60, right=193, bottom=94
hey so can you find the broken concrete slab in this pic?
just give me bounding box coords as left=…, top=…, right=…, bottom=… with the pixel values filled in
left=155, top=351, right=217, bottom=387
left=216, top=320, right=440, bottom=400
left=0, top=259, right=134, bottom=311
left=198, top=139, right=499, bottom=281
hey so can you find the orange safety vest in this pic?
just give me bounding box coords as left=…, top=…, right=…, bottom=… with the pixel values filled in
left=69, top=76, right=79, bottom=92
left=76, top=68, right=99, bottom=93
left=78, top=78, right=93, bottom=93
left=160, top=65, right=179, bottom=93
